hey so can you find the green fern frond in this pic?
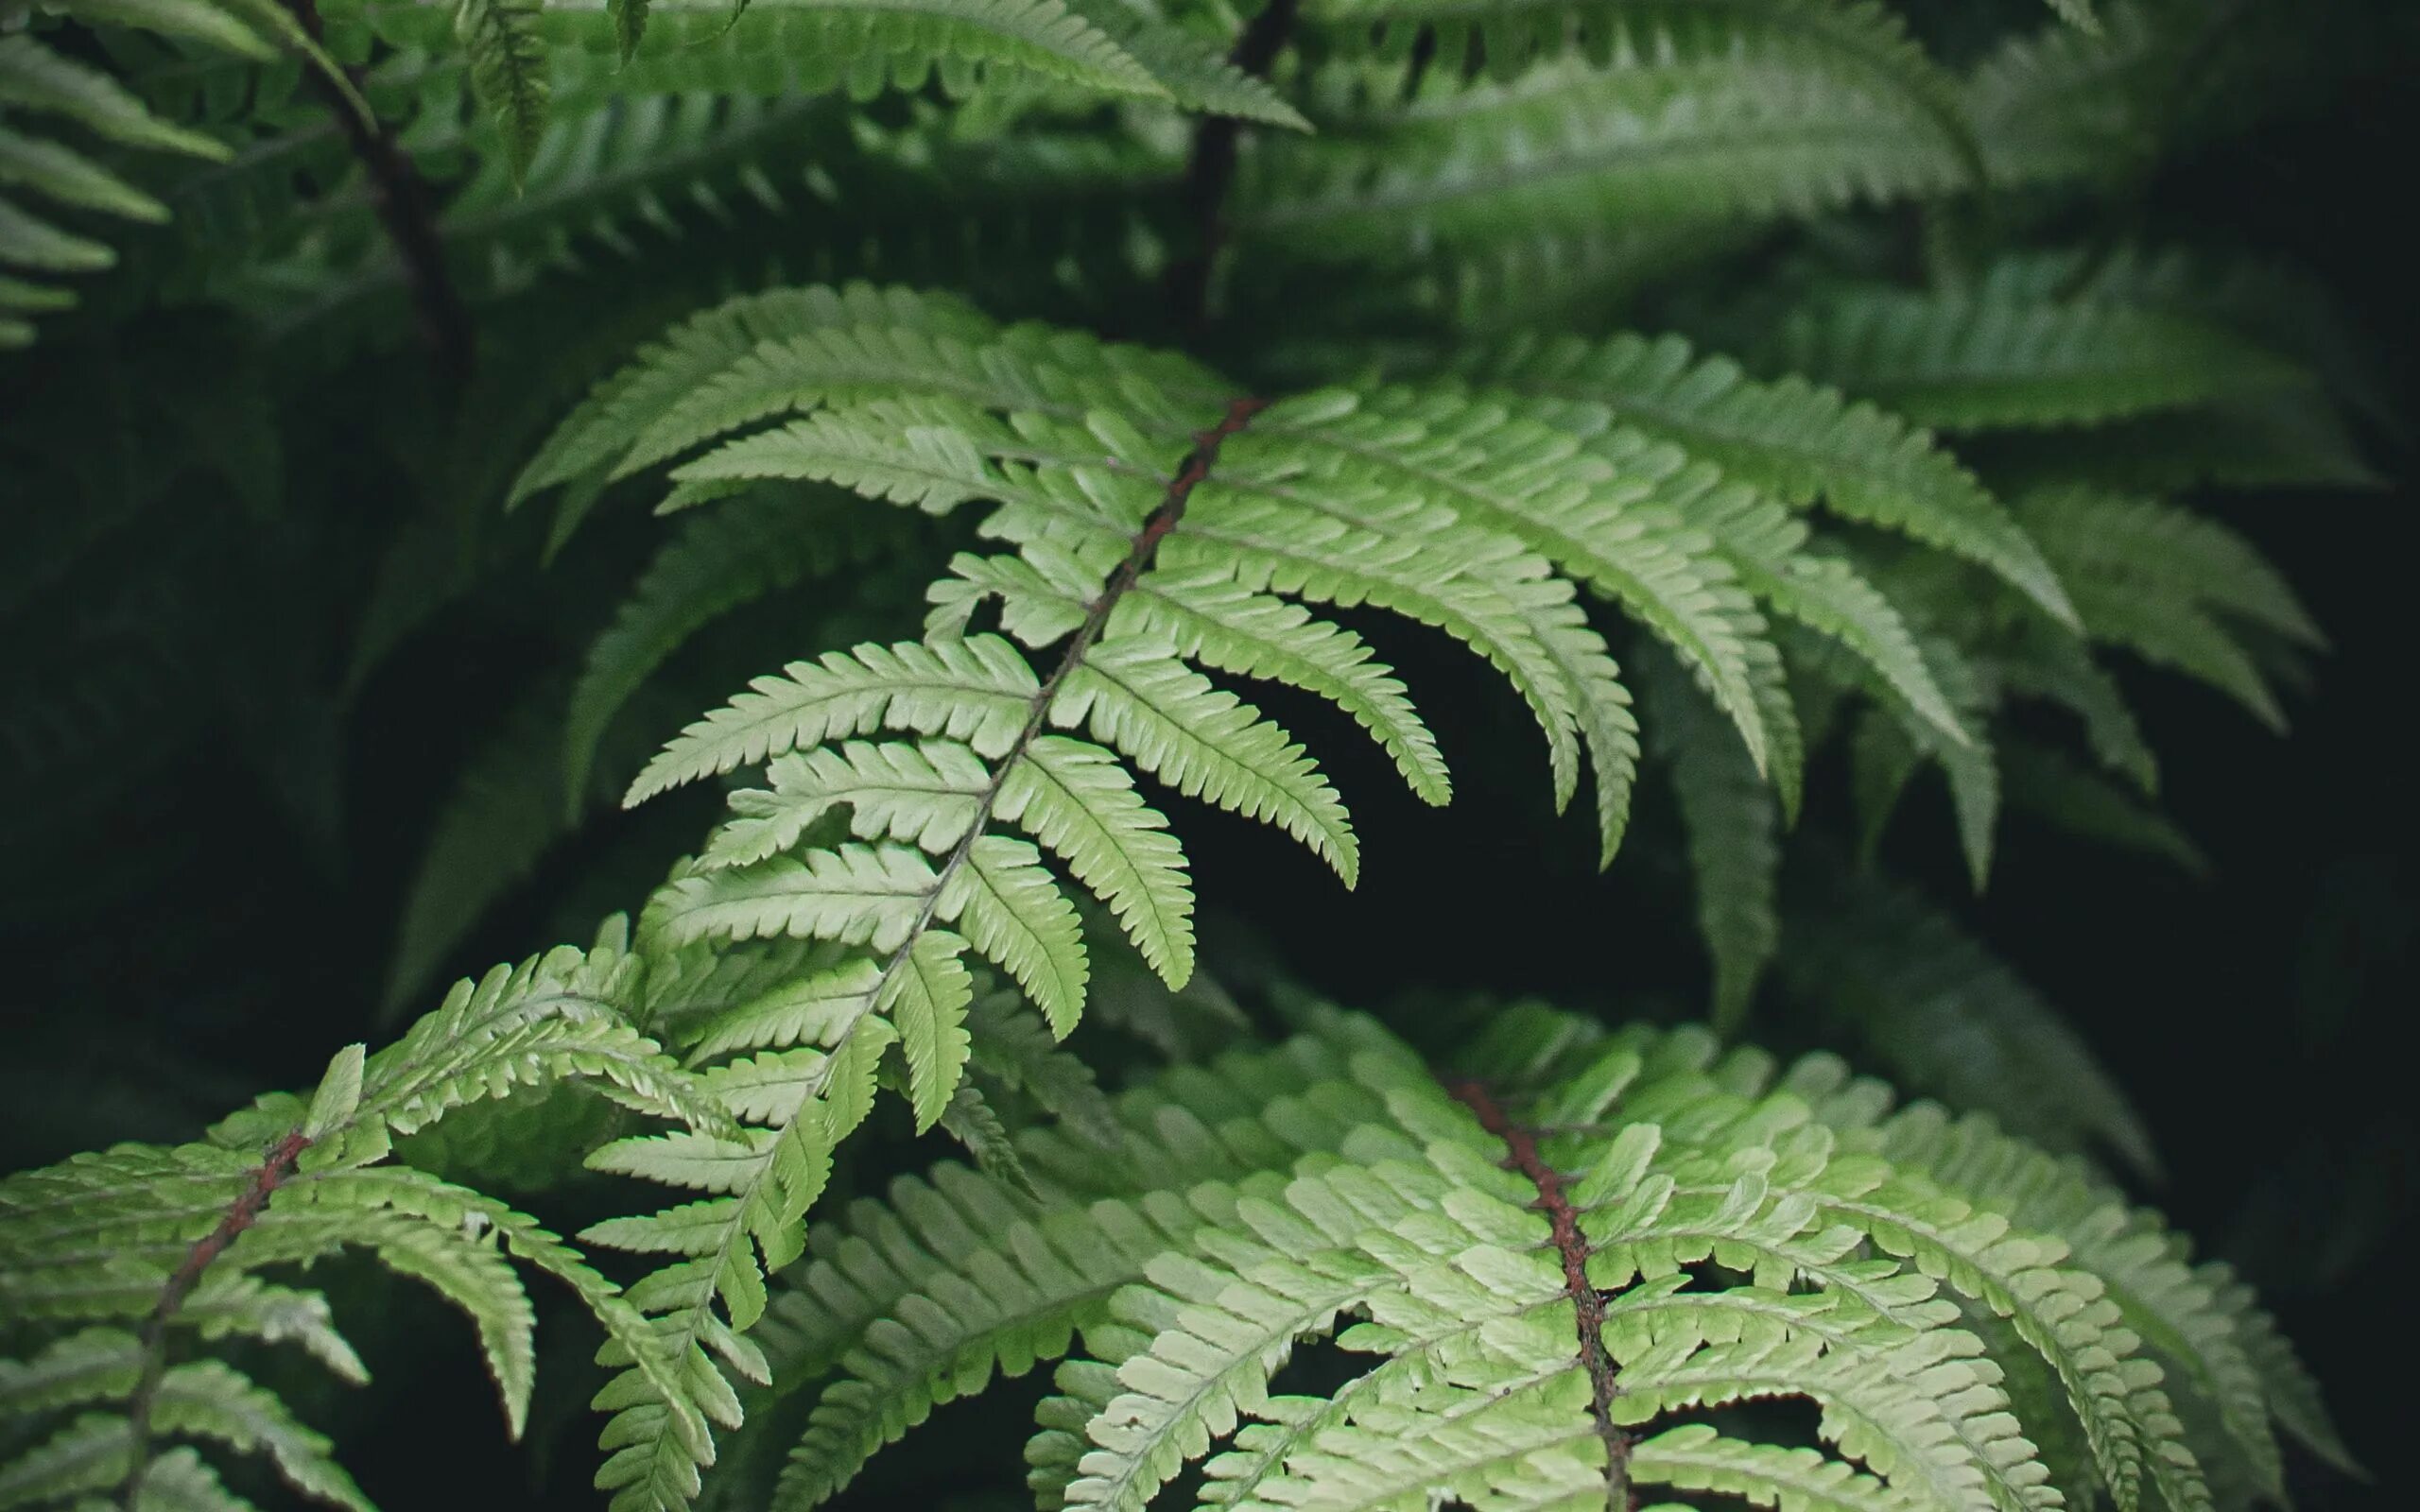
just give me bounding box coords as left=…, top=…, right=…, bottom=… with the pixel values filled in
left=1641, top=642, right=1778, bottom=1033
left=0, top=24, right=239, bottom=345
left=1237, top=47, right=1972, bottom=264
left=1763, top=287, right=2312, bottom=433
left=1779, top=863, right=2153, bottom=1173
left=352, top=0, right=1296, bottom=120
left=453, top=0, right=552, bottom=184
left=1468, top=330, right=2075, bottom=627
left=564, top=488, right=916, bottom=807
left=0, top=933, right=718, bottom=1509
left=2013, top=487, right=2308, bottom=730
left=737, top=1004, right=2315, bottom=1512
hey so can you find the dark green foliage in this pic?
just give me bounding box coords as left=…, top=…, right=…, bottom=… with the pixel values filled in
left=0, top=0, right=2400, bottom=1509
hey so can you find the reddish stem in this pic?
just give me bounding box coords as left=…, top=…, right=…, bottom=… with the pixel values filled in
left=1448, top=1079, right=1634, bottom=1511
left=116, top=1128, right=312, bottom=1509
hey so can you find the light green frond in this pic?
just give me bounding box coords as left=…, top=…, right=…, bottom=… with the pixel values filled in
left=1258, top=385, right=1774, bottom=772
left=995, top=734, right=1197, bottom=989
left=1115, top=572, right=1450, bottom=807
left=706, top=740, right=993, bottom=868
left=1053, top=640, right=1358, bottom=886
left=1476, top=331, right=2074, bottom=627
left=629, top=635, right=1041, bottom=805
left=647, top=843, right=943, bottom=951
left=883, top=929, right=976, bottom=1131
left=511, top=284, right=994, bottom=524
left=954, top=836, right=1090, bottom=1037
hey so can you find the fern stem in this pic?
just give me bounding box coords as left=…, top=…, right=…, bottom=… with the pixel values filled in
left=1447, top=1079, right=1634, bottom=1512
left=286, top=0, right=474, bottom=387
left=807, top=395, right=1268, bottom=1102
left=114, top=1127, right=312, bottom=1509
left=1167, top=0, right=1302, bottom=329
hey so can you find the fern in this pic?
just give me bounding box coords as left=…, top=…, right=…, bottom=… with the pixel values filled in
left=1761, top=286, right=2313, bottom=433
left=0, top=14, right=240, bottom=343
left=0, top=3, right=2383, bottom=1511
left=732, top=1003, right=2339, bottom=1512
left=0, top=921, right=724, bottom=1508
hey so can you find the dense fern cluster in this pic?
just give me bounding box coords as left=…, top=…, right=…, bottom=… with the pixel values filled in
left=1, top=0, right=2397, bottom=1508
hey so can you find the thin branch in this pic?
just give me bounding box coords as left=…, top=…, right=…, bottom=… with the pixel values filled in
left=1167, top=0, right=1303, bottom=331
left=116, top=1128, right=313, bottom=1509
left=1447, top=1078, right=1634, bottom=1512
left=286, top=0, right=475, bottom=387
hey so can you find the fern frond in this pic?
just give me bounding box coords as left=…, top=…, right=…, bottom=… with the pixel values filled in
left=453, top=0, right=551, bottom=184
left=741, top=1006, right=2295, bottom=1512
left=1642, top=642, right=1778, bottom=1033
left=1470, top=330, right=2075, bottom=627
left=1237, top=47, right=1972, bottom=264
left=567, top=490, right=917, bottom=807
left=0, top=25, right=237, bottom=344
left=2013, top=487, right=2305, bottom=730
left=0, top=936, right=717, bottom=1509
left=1779, top=864, right=2153, bottom=1173
left=1764, top=288, right=2312, bottom=433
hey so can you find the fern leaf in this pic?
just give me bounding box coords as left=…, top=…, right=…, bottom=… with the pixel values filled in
left=1765, top=290, right=2311, bottom=432
left=456, top=0, right=553, bottom=185
left=629, top=635, right=1041, bottom=804
left=647, top=843, right=943, bottom=951
left=705, top=740, right=994, bottom=868
left=995, top=735, right=1197, bottom=990
left=565, top=490, right=912, bottom=806
left=1053, top=639, right=1358, bottom=885
left=1261, top=385, right=1776, bottom=772
left=1781, top=864, right=2154, bottom=1173
left=1115, top=571, right=1450, bottom=807
left=510, top=284, right=994, bottom=524
left=1478, top=331, right=2076, bottom=627
left=1239, top=43, right=1972, bottom=262
left=1643, top=644, right=1780, bottom=1032
left=954, top=836, right=1089, bottom=1038
left=883, top=930, right=976, bottom=1132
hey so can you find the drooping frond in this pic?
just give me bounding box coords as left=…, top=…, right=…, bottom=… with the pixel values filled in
left=2012, top=486, right=2314, bottom=730
left=562, top=487, right=919, bottom=805
left=1641, top=642, right=1778, bottom=1033
left=1778, top=862, right=2154, bottom=1174
left=0, top=922, right=722, bottom=1509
